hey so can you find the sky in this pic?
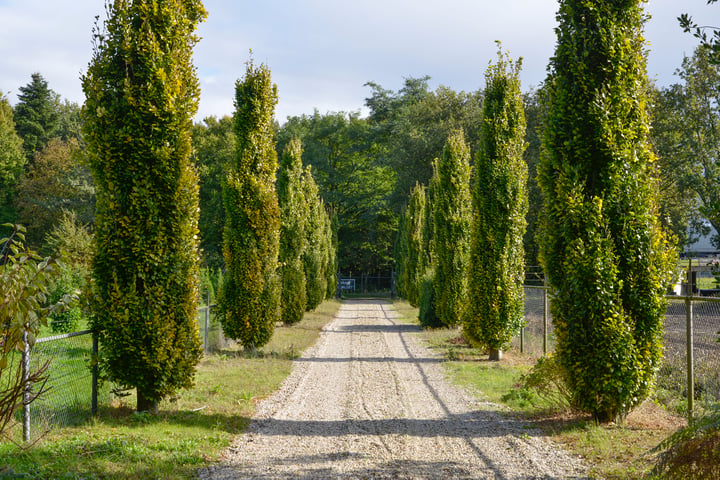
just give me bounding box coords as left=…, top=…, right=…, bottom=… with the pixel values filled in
left=0, top=0, right=717, bottom=123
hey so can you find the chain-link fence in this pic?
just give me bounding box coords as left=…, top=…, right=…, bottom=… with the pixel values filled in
left=15, top=304, right=229, bottom=442
left=518, top=286, right=720, bottom=418
left=22, top=330, right=99, bottom=443
left=197, top=304, right=235, bottom=352
left=338, top=273, right=395, bottom=296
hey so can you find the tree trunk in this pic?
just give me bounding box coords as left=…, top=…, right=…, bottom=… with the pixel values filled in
left=489, top=348, right=502, bottom=361
left=137, top=389, right=158, bottom=414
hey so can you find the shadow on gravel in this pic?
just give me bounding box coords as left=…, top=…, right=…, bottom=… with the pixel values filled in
left=216, top=457, right=587, bottom=480
left=251, top=412, right=543, bottom=439
left=295, top=356, right=442, bottom=364
left=330, top=323, right=422, bottom=334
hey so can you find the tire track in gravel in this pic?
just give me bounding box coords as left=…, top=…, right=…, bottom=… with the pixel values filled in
left=199, top=299, right=588, bottom=480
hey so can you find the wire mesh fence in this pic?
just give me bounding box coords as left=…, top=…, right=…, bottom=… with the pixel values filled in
left=23, top=331, right=99, bottom=442
left=197, top=304, right=235, bottom=353
left=518, top=286, right=720, bottom=418
left=12, top=304, right=230, bottom=442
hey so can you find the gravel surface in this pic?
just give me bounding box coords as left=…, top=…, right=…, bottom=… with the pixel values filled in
left=198, top=299, right=588, bottom=479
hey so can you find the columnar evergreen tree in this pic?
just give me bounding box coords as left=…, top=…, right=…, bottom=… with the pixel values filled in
left=394, top=208, right=409, bottom=298
left=418, top=160, right=440, bottom=327
left=0, top=93, right=25, bottom=224
left=277, top=138, right=307, bottom=325
left=82, top=0, right=207, bottom=412
left=14, top=73, right=59, bottom=163
left=433, top=130, right=472, bottom=327
left=302, top=165, right=329, bottom=310
left=219, top=59, right=281, bottom=348
left=405, top=182, right=426, bottom=307
left=538, top=0, right=675, bottom=422
left=325, top=212, right=338, bottom=298
left=465, top=49, right=528, bottom=361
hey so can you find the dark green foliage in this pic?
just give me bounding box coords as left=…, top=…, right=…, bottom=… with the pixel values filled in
left=278, top=111, right=396, bottom=275
left=418, top=267, right=441, bottom=328
left=0, top=93, right=25, bottom=224
left=538, top=0, right=675, bottom=422
left=15, top=138, right=95, bottom=249
left=192, top=116, right=235, bottom=270
left=394, top=208, right=409, bottom=298
left=522, top=87, right=549, bottom=268
left=219, top=59, right=281, bottom=348
left=324, top=212, right=338, bottom=298
left=302, top=165, right=329, bottom=310
left=404, top=183, right=426, bottom=307
left=679, top=0, right=720, bottom=64
left=13, top=73, right=58, bottom=162
left=465, top=49, right=528, bottom=355
left=278, top=138, right=307, bottom=324
left=433, top=130, right=472, bottom=327
left=82, top=0, right=206, bottom=411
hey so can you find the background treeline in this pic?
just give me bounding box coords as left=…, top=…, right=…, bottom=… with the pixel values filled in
left=1, top=42, right=719, bottom=282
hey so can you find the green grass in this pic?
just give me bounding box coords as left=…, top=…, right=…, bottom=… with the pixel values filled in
left=392, top=299, right=687, bottom=480
left=0, top=299, right=342, bottom=479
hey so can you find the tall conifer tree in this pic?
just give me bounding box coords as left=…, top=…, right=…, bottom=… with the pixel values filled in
left=405, top=183, right=426, bottom=307
left=278, top=138, right=307, bottom=325
left=539, top=0, right=675, bottom=421
left=14, top=73, right=58, bottom=162
left=433, top=130, right=472, bottom=327
left=302, top=165, right=329, bottom=310
left=219, top=59, right=281, bottom=348
left=0, top=93, right=25, bottom=223
left=82, top=0, right=206, bottom=412
left=465, top=49, right=528, bottom=360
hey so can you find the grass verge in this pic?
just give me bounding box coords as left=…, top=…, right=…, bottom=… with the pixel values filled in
left=392, top=299, right=687, bottom=480
left=0, top=299, right=342, bottom=479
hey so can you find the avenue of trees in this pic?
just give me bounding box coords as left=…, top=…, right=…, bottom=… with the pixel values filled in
left=1, top=0, right=719, bottom=426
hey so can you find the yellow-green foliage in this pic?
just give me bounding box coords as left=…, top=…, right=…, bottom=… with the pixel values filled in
left=278, top=138, right=307, bottom=324
left=302, top=165, right=330, bottom=310
left=433, top=130, right=472, bottom=327
left=405, top=183, right=426, bottom=307
left=219, top=59, right=281, bottom=348
left=538, top=0, right=676, bottom=422
left=465, top=49, right=528, bottom=352
left=82, top=0, right=206, bottom=409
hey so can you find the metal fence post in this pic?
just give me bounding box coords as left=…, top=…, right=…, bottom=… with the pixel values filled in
left=204, top=291, right=210, bottom=353
left=22, top=331, right=30, bottom=443
left=92, top=334, right=98, bottom=416
left=686, top=258, right=694, bottom=420
left=686, top=295, right=694, bottom=420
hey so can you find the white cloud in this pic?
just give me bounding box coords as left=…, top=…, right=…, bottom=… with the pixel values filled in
left=1, top=0, right=717, bottom=122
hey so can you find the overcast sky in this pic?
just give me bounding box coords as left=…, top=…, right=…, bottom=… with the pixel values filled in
left=0, top=0, right=717, bottom=123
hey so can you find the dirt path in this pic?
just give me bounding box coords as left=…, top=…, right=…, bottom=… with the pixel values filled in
left=199, top=299, right=587, bottom=479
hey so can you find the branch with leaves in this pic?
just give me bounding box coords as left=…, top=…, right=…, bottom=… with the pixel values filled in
left=679, top=0, right=720, bottom=63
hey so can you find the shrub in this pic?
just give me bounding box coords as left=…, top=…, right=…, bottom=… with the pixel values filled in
left=519, top=355, right=574, bottom=412
left=650, top=406, right=720, bottom=479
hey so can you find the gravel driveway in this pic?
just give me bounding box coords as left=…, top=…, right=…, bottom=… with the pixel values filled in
left=199, top=299, right=588, bottom=479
